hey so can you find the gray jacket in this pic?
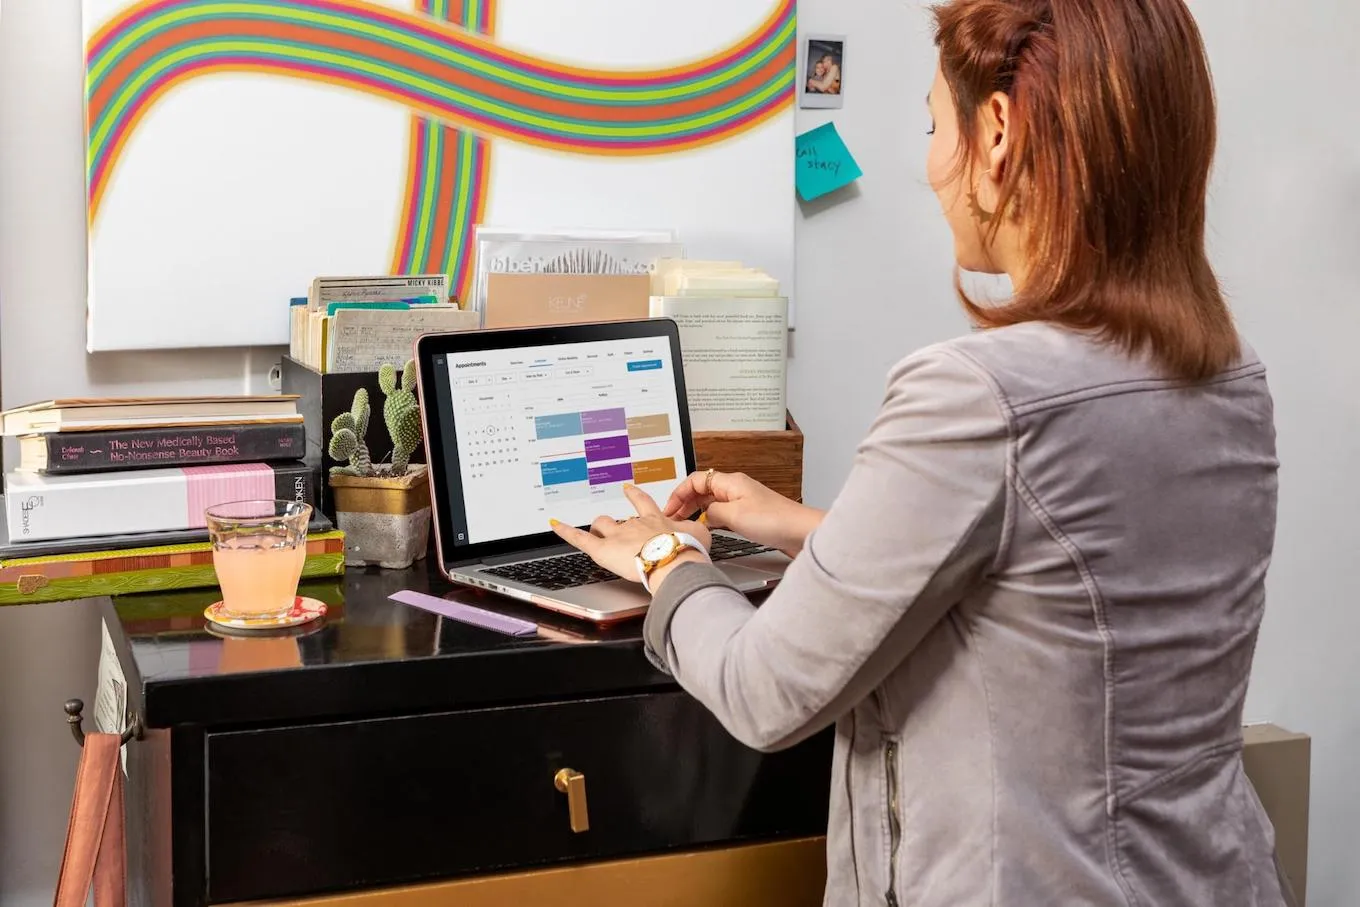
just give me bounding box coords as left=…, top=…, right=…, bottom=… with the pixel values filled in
left=646, top=323, right=1291, bottom=906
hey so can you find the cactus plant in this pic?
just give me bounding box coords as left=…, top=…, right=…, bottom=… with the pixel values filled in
left=328, top=362, right=422, bottom=479
left=380, top=359, right=422, bottom=477
left=327, top=388, right=372, bottom=477
left=328, top=360, right=430, bottom=569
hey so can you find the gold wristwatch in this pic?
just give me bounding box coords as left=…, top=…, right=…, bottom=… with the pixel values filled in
left=635, top=532, right=709, bottom=593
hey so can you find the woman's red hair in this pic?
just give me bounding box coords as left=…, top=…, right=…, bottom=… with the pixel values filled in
left=933, top=0, right=1238, bottom=381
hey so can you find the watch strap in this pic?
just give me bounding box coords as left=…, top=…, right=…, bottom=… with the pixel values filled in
left=671, top=532, right=710, bottom=558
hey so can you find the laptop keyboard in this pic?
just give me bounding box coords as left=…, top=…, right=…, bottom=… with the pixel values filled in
left=709, top=534, right=775, bottom=561
left=484, top=534, right=775, bottom=591
left=485, top=552, right=616, bottom=591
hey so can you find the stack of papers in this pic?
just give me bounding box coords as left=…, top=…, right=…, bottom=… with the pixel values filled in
left=289, top=275, right=478, bottom=373
left=649, top=259, right=787, bottom=432
left=651, top=259, right=780, bottom=298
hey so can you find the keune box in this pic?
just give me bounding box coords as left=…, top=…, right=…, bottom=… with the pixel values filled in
left=482, top=273, right=652, bottom=329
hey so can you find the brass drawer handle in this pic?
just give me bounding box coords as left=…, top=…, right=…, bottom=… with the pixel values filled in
left=553, top=768, right=590, bottom=833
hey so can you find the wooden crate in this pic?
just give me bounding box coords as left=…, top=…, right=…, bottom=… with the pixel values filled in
left=693, top=412, right=804, bottom=503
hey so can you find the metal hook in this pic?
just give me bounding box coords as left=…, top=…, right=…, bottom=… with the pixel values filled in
left=63, top=699, right=142, bottom=748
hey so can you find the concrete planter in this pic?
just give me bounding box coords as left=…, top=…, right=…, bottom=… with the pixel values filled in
left=328, top=466, right=431, bottom=569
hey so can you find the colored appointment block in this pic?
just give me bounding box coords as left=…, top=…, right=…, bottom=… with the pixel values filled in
left=535, top=413, right=583, bottom=440
left=540, top=457, right=589, bottom=486
left=631, top=457, right=678, bottom=485
left=626, top=413, right=671, bottom=441
left=581, top=408, right=626, bottom=434
left=588, top=462, right=634, bottom=486
left=584, top=435, right=631, bottom=463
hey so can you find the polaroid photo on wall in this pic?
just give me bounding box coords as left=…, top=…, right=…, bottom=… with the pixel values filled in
left=800, top=34, right=845, bottom=109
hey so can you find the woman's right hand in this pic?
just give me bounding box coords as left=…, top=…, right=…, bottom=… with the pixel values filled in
left=663, top=470, right=824, bottom=558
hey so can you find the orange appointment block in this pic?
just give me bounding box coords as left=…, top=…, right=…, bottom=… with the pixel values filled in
left=631, top=458, right=678, bottom=485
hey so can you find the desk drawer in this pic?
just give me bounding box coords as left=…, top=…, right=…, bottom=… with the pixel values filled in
left=204, top=691, right=832, bottom=904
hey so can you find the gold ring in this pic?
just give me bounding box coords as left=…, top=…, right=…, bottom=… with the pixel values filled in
left=704, top=467, right=716, bottom=492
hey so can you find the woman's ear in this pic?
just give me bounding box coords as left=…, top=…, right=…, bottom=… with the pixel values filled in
left=981, top=91, right=1012, bottom=181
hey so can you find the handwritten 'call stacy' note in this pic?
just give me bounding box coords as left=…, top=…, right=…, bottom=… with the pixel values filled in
left=795, top=122, right=863, bottom=201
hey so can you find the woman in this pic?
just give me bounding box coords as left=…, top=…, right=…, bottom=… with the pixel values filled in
left=807, top=57, right=827, bottom=92
left=552, top=0, right=1292, bottom=904
left=807, top=53, right=841, bottom=94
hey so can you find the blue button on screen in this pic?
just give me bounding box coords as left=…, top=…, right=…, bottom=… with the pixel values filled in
left=627, top=359, right=663, bottom=372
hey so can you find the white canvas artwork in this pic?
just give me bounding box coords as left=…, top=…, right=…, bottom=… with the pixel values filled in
left=82, top=0, right=797, bottom=351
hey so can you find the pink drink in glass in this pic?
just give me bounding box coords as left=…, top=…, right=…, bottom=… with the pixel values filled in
left=206, top=500, right=312, bottom=620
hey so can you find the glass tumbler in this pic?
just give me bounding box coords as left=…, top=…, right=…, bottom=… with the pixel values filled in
left=206, top=500, right=312, bottom=620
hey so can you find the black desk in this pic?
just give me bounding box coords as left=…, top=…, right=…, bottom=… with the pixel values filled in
left=103, top=563, right=833, bottom=906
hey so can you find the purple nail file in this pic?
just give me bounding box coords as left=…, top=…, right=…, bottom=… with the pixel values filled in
left=389, top=589, right=539, bottom=637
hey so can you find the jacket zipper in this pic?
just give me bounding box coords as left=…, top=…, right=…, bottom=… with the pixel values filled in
left=884, top=739, right=901, bottom=907
left=847, top=711, right=862, bottom=903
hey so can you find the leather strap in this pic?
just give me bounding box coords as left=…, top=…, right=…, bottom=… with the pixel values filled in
left=53, top=733, right=126, bottom=907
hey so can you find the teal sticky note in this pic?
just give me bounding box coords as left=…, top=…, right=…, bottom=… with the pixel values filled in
left=795, top=122, right=863, bottom=201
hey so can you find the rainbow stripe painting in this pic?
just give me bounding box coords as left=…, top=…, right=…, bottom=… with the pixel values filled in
left=82, top=0, right=797, bottom=351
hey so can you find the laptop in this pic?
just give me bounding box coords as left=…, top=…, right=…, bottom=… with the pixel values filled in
left=414, top=319, right=792, bottom=624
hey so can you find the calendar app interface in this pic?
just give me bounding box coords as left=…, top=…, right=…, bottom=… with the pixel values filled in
left=435, top=337, right=687, bottom=545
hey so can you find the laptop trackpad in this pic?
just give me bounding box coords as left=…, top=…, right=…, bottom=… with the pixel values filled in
left=718, top=562, right=782, bottom=592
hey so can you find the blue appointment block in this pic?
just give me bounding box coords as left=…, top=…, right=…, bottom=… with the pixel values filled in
left=540, top=457, right=589, bottom=486
left=535, top=412, right=584, bottom=440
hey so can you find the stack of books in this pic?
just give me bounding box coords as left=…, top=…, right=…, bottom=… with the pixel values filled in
left=0, top=395, right=344, bottom=604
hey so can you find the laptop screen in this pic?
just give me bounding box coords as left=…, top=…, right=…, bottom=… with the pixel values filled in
left=427, top=332, right=688, bottom=548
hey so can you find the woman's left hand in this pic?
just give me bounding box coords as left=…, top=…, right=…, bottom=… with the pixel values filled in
left=550, top=484, right=711, bottom=584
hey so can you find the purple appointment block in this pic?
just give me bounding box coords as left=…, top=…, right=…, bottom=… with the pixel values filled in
left=588, top=462, right=635, bottom=486
left=581, top=408, right=627, bottom=433
left=584, top=434, right=631, bottom=463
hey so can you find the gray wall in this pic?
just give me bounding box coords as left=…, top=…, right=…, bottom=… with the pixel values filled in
left=2, top=0, right=1356, bottom=904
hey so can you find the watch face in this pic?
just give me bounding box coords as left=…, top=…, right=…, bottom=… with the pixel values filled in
left=641, top=533, right=677, bottom=562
